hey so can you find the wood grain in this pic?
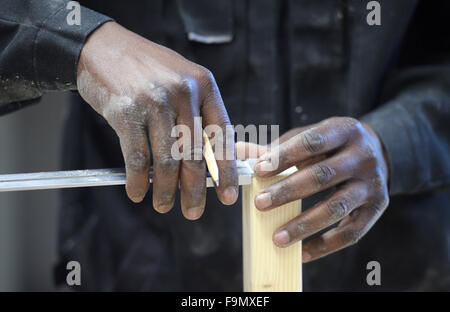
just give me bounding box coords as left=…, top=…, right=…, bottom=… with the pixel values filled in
left=242, top=176, right=302, bottom=292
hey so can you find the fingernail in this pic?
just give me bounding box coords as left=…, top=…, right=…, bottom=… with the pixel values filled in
left=254, top=160, right=271, bottom=175
left=126, top=184, right=147, bottom=202
left=255, top=192, right=272, bottom=209
left=303, top=251, right=311, bottom=262
left=154, top=204, right=172, bottom=214
left=186, top=207, right=203, bottom=220
left=223, top=187, right=238, bottom=205
left=273, top=230, right=290, bottom=246
left=128, top=190, right=145, bottom=203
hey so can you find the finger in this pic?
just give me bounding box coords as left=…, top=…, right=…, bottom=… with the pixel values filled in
left=302, top=200, right=387, bottom=263
left=148, top=107, right=180, bottom=214
left=277, top=124, right=317, bottom=145
left=254, top=117, right=360, bottom=177
left=177, top=103, right=207, bottom=220
left=201, top=79, right=238, bottom=205
left=235, top=142, right=269, bottom=160
left=117, top=128, right=151, bottom=203
left=254, top=149, right=358, bottom=210
left=295, top=154, right=326, bottom=171
left=272, top=181, right=368, bottom=247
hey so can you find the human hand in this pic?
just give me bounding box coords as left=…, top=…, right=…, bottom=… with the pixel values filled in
left=77, top=22, right=238, bottom=220
left=236, top=117, right=390, bottom=262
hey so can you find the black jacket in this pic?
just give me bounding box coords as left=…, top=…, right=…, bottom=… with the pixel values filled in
left=1, top=0, right=449, bottom=291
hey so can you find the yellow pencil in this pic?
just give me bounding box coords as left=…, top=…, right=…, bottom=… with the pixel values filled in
left=203, top=130, right=219, bottom=187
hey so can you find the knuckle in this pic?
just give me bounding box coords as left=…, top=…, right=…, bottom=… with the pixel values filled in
left=183, top=146, right=205, bottom=169
left=371, top=173, right=387, bottom=191
left=145, top=83, right=170, bottom=106
left=360, top=145, right=378, bottom=166
left=184, top=158, right=205, bottom=170
left=271, top=181, right=293, bottom=205
left=104, top=101, right=144, bottom=128
left=189, top=145, right=204, bottom=161
left=372, top=193, right=389, bottom=213
left=197, top=67, right=221, bottom=100
left=127, top=150, right=149, bottom=172
left=341, top=228, right=363, bottom=246
left=326, top=198, right=350, bottom=220
left=171, top=76, right=193, bottom=96
left=155, top=155, right=179, bottom=173
left=311, top=164, right=336, bottom=187
left=301, top=130, right=326, bottom=154
left=332, top=116, right=363, bottom=136
left=340, top=117, right=360, bottom=129
left=380, top=193, right=390, bottom=207
left=295, top=221, right=313, bottom=237
left=195, top=66, right=214, bottom=86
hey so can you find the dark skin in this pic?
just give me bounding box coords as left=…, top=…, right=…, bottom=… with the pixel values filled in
left=236, top=117, right=390, bottom=262
left=77, top=22, right=239, bottom=220
left=78, top=22, right=389, bottom=263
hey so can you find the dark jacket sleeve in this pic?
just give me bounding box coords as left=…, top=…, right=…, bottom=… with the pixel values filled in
left=363, top=0, right=450, bottom=195
left=362, top=67, right=450, bottom=196
left=361, top=0, right=450, bottom=196
left=0, top=0, right=112, bottom=115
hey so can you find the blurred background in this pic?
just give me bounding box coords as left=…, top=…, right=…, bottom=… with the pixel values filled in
left=0, top=93, right=68, bottom=291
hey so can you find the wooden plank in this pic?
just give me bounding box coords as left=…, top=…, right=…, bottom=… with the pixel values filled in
left=242, top=176, right=302, bottom=292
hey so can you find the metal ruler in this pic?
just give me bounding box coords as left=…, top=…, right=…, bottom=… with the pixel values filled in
left=0, top=159, right=257, bottom=192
